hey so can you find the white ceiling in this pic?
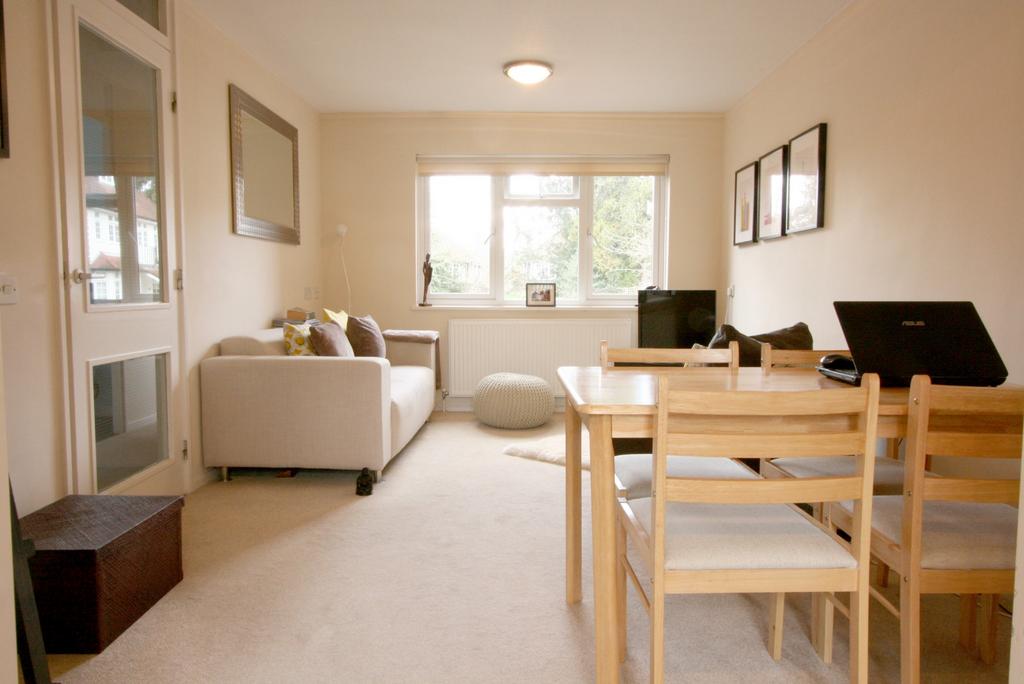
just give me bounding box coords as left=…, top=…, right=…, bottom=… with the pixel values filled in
left=188, top=0, right=851, bottom=113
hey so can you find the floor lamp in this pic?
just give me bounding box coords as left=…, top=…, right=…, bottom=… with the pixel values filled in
left=336, top=224, right=352, bottom=312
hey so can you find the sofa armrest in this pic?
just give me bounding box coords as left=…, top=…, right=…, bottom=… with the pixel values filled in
left=200, top=356, right=392, bottom=470
left=385, top=339, right=435, bottom=369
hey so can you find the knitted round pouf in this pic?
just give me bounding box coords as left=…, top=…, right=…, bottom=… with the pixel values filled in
left=473, top=372, right=554, bottom=429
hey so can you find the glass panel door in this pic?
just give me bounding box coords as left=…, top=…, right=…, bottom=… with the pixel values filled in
left=55, top=0, right=182, bottom=496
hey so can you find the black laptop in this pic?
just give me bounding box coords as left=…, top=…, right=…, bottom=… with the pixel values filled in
left=820, top=301, right=1007, bottom=387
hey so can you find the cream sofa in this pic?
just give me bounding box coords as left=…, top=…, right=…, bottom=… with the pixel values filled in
left=200, top=329, right=437, bottom=479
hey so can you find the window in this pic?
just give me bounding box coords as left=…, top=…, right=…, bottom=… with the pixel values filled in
left=418, top=157, right=665, bottom=306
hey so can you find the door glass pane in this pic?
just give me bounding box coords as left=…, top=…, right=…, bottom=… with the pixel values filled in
left=114, top=0, right=164, bottom=33
left=93, top=353, right=168, bottom=491
left=591, top=176, right=656, bottom=295
left=427, top=176, right=491, bottom=295
left=503, top=206, right=579, bottom=301
left=80, top=25, right=163, bottom=306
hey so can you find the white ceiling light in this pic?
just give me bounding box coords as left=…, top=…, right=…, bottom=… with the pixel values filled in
left=503, top=60, right=553, bottom=85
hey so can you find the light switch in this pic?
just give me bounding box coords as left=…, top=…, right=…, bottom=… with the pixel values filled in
left=0, top=273, right=18, bottom=305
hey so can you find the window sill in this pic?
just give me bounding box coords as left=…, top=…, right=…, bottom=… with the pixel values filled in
left=410, top=303, right=637, bottom=312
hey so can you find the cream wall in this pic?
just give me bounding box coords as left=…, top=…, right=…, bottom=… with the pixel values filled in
left=0, top=0, right=69, bottom=514
left=721, top=0, right=1024, bottom=382
left=176, top=0, right=322, bottom=490
left=319, top=113, right=723, bottom=377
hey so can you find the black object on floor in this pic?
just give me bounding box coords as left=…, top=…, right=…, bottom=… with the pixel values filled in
left=10, top=481, right=54, bottom=684
left=356, top=468, right=374, bottom=496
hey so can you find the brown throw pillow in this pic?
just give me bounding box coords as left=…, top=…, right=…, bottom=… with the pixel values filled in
left=708, top=322, right=813, bottom=366
left=310, top=321, right=354, bottom=357
left=345, top=314, right=386, bottom=358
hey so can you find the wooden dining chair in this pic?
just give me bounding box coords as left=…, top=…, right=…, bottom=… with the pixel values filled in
left=759, top=344, right=849, bottom=372
left=758, top=345, right=907, bottom=656
left=826, top=375, right=1023, bottom=683
left=600, top=340, right=739, bottom=370
left=759, top=345, right=906, bottom=497
left=598, top=341, right=749, bottom=500
left=616, top=373, right=880, bottom=683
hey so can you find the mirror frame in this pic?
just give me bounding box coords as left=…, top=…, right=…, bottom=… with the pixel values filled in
left=228, top=84, right=299, bottom=244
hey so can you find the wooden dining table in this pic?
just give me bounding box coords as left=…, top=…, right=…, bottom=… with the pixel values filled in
left=557, top=365, right=910, bottom=684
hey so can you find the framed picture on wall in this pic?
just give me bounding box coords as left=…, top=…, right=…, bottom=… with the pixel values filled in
left=525, top=282, right=556, bottom=307
left=757, top=145, right=788, bottom=239
left=0, top=0, right=9, bottom=158
left=733, top=161, right=758, bottom=245
left=787, top=123, right=827, bottom=233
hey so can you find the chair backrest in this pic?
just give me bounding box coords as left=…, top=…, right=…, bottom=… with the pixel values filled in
left=600, top=340, right=739, bottom=369
left=901, top=375, right=1024, bottom=551
left=650, top=373, right=881, bottom=569
left=760, top=343, right=850, bottom=371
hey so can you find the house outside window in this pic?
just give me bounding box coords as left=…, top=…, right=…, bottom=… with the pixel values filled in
left=417, top=155, right=667, bottom=307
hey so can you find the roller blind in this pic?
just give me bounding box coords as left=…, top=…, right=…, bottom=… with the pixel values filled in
left=416, top=154, right=668, bottom=177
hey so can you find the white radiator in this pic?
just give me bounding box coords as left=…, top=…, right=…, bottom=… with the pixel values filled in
left=447, top=318, right=633, bottom=397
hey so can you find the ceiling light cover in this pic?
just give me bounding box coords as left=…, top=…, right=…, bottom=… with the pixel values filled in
left=503, top=61, right=553, bottom=85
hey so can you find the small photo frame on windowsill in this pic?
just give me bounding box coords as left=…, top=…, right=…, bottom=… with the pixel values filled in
left=525, top=282, right=556, bottom=307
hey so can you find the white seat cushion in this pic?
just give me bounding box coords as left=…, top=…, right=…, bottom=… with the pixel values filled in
left=389, top=366, right=436, bottom=457
left=615, top=455, right=756, bottom=499
left=839, top=496, right=1018, bottom=570
left=628, top=498, right=856, bottom=571
left=770, top=456, right=910, bottom=495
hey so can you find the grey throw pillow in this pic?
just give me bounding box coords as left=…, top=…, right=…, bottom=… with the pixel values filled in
left=708, top=323, right=813, bottom=366
left=310, top=321, right=355, bottom=357
left=345, top=315, right=387, bottom=358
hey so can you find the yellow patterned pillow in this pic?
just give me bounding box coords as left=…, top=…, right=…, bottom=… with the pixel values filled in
left=283, top=322, right=316, bottom=356
left=323, top=308, right=349, bottom=330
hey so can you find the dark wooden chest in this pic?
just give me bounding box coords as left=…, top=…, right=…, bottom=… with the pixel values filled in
left=19, top=494, right=184, bottom=653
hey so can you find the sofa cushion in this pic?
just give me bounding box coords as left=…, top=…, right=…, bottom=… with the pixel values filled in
left=220, top=329, right=287, bottom=356
left=323, top=307, right=349, bottom=330
left=347, top=315, right=386, bottom=358
left=284, top=322, right=317, bottom=356
left=310, top=321, right=354, bottom=357
left=390, top=366, right=435, bottom=456
left=709, top=322, right=813, bottom=366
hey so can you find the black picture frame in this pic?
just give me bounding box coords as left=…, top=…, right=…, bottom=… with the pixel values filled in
left=757, top=145, right=788, bottom=240
left=0, top=0, right=9, bottom=158
left=525, top=282, right=556, bottom=307
left=733, top=161, right=758, bottom=245
left=786, top=123, right=827, bottom=233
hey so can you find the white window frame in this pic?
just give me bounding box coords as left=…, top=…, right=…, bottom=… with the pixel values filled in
left=417, top=171, right=666, bottom=308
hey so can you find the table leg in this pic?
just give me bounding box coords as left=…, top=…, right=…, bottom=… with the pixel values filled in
left=589, top=415, right=619, bottom=684
left=565, top=399, right=583, bottom=604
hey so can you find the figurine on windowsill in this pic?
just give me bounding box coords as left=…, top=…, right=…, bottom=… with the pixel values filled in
left=355, top=468, right=374, bottom=496
left=420, top=253, right=433, bottom=306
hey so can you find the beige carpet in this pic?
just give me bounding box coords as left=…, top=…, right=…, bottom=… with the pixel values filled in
left=49, top=414, right=1010, bottom=683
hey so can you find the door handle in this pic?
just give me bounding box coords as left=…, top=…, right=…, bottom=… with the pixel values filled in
left=70, top=269, right=101, bottom=284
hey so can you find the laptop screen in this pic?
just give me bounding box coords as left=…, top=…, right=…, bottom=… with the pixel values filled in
left=833, top=301, right=1007, bottom=387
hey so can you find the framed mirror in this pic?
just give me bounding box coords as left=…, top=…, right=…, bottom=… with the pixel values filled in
left=229, top=84, right=299, bottom=244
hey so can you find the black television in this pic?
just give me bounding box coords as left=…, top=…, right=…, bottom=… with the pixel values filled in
left=637, top=290, right=716, bottom=349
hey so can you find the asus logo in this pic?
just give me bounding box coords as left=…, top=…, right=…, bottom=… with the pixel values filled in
left=901, top=320, right=926, bottom=327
